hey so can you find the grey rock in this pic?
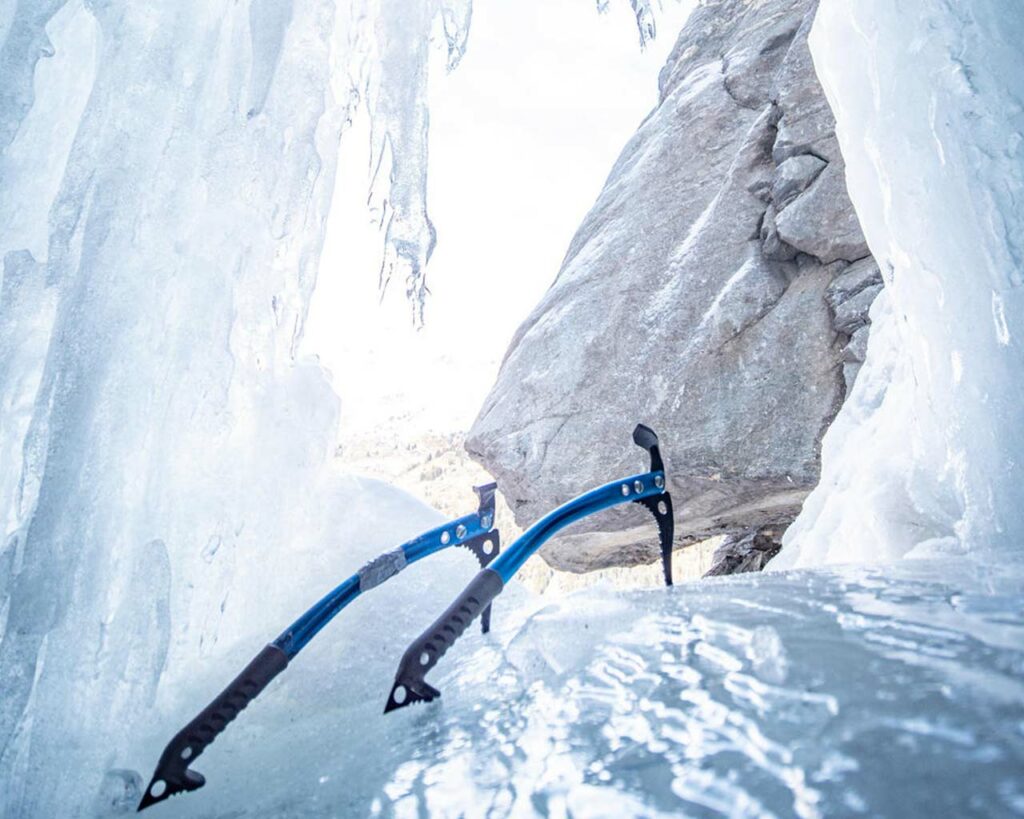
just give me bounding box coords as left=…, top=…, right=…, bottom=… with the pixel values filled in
left=827, top=258, right=882, bottom=389
left=468, top=0, right=881, bottom=572
left=831, top=281, right=882, bottom=335
left=771, top=154, right=827, bottom=208
left=760, top=203, right=799, bottom=261
left=705, top=527, right=784, bottom=576
left=841, top=324, right=871, bottom=393
left=769, top=11, right=840, bottom=163
left=826, top=256, right=883, bottom=306
left=774, top=162, right=871, bottom=263
left=843, top=324, right=871, bottom=364
left=842, top=361, right=862, bottom=394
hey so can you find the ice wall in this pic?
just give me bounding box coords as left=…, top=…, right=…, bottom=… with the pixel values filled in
left=0, top=2, right=354, bottom=814
left=0, top=0, right=476, bottom=813
left=777, top=0, right=1024, bottom=567
left=0, top=1, right=683, bottom=814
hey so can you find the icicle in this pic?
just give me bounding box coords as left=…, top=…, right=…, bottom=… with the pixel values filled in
left=630, top=0, right=657, bottom=49
left=440, top=0, right=472, bottom=72
left=364, top=0, right=437, bottom=326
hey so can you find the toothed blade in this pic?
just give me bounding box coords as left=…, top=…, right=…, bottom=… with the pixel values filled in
left=137, top=768, right=205, bottom=811
left=457, top=530, right=500, bottom=570
left=457, top=530, right=501, bottom=634
left=634, top=491, right=675, bottom=586
left=384, top=678, right=441, bottom=713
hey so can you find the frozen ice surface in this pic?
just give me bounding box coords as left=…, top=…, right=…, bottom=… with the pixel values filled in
left=778, top=0, right=1024, bottom=566
left=133, top=560, right=1023, bottom=818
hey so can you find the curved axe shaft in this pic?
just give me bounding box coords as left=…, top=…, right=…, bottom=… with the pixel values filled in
left=138, top=484, right=501, bottom=811
left=384, top=424, right=675, bottom=713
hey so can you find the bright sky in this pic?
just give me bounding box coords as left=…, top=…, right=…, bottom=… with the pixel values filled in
left=304, top=0, right=694, bottom=437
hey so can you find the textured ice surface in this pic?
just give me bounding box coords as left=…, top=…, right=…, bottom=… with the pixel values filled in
left=0, top=2, right=351, bottom=812
left=0, top=0, right=466, bottom=813
left=779, top=0, right=1024, bottom=566
left=130, top=560, right=1024, bottom=818
left=0, top=1, right=693, bottom=815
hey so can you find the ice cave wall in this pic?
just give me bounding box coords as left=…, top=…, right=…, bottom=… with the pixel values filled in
left=0, top=3, right=354, bottom=813
left=0, top=1, right=678, bottom=814
left=776, top=0, right=1024, bottom=566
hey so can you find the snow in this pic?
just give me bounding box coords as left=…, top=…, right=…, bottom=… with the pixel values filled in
left=776, top=0, right=1024, bottom=567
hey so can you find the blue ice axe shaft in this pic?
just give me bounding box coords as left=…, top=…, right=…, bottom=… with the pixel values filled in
left=384, top=424, right=674, bottom=713
left=138, top=484, right=500, bottom=811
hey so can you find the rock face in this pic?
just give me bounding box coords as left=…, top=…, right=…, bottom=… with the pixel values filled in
left=467, top=0, right=880, bottom=572
left=705, top=528, right=784, bottom=577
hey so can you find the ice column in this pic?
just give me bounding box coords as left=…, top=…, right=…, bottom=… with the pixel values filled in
left=778, top=0, right=1024, bottom=566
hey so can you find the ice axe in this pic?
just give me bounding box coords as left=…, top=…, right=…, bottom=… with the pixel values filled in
left=137, top=484, right=501, bottom=811
left=384, top=424, right=674, bottom=713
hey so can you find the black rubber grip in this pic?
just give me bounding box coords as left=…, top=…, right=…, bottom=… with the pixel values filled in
left=138, top=644, right=289, bottom=810
left=385, top=568, right=504, bottom=712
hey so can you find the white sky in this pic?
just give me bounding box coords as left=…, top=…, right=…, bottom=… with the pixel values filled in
left=304, top=0, right=694, bottom=437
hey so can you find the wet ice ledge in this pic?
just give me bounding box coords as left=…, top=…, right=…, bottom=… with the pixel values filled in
left=121, top=559, right=1024, bottom=818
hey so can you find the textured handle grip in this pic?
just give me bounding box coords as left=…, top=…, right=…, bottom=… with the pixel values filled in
left=181, top=644, right=288, bottom=748
left=385, top=568, right=504, bottom=712
left=138, top=644, right=289, bottom=810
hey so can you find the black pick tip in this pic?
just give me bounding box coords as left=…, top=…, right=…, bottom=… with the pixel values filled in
left=383, top=680, right=439, bottom=714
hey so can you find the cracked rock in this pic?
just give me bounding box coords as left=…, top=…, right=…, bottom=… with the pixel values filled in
left=841, top=325, right=871, bottom=392
left=771, top=154, right=827, bottom=208
left=468, top=0, right=882, bottom=572
left=775, top=162, right=871, bottom=263
left=827, top=257, right=882, bottom=389
left=827, top=256, right=883, bottom=305
left=831, top=281, right=882, bottom=335
left=705, top=528, right=784, bottom=576
left=761, top=203, right=799, bottom=261
left=844, top=324, right=871, bottom=364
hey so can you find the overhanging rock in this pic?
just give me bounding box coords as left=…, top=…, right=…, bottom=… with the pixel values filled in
left=468, top=0, right=879, bottom=571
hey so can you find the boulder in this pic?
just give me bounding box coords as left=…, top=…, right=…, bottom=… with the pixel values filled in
left=770, top=154, right=826, bottom=207
left=467, top=0, right=881, bottom=571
